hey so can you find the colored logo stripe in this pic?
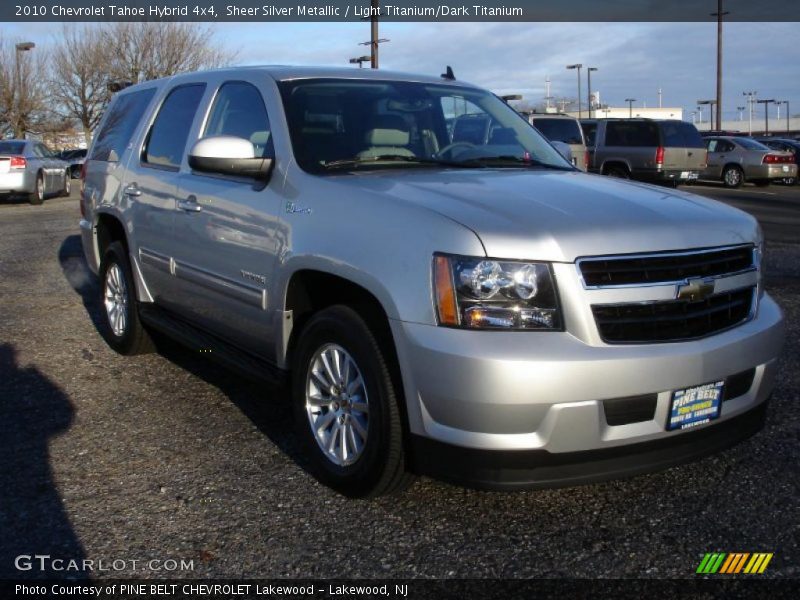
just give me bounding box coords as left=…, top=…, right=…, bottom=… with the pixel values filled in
left=697, top=552, right=773, bottom=574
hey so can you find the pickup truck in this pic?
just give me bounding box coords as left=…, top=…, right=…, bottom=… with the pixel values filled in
left=79, top=66, right=785, bottom=497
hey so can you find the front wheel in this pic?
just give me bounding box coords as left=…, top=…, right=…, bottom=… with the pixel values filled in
left=99, top=241, right=154, bottom=355
left=61, top=171, right=71, bottom=196
left=291, top=305, right=414, bottom=498
left=28, top=172, right=44, bottom=205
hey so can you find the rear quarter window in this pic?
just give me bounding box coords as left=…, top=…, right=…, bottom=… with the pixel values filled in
left=605, top=121, right=660, bottom=147
left=91, top=88, right=156, bottom=162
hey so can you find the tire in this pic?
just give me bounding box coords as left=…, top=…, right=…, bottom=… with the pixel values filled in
left=605, top=166, right=630, bottom=179
left=291, top=305, right=414, bottom=498
left=28, top=172, right=44, bottom=205
left=70, top=165, right=81, bottom=179
left=722, top=165, right=744, bottom=188
left=61, top=171, right=71, bottom=196
left=99, top=241, right=154, bottom=355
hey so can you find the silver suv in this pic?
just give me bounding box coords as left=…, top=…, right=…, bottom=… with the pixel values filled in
left=79, top=67, right=784, bottom=497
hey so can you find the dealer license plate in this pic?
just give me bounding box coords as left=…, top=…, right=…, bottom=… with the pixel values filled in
left=667, top=380, right=724, bottom=431
left=680, top=171, right=699, bottom=180
left=783, top=165, right=790, bottom=173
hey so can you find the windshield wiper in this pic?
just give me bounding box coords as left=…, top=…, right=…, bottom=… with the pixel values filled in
left=457, top=155, right=574, bottom=170
left=322, top=154, right=480, bottom=170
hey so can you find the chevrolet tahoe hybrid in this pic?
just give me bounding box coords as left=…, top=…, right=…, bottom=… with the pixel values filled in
left=79, top=67, right=785, bottom=497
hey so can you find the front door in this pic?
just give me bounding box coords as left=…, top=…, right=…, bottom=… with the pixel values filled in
left=170, top=79, right=283, bottom=358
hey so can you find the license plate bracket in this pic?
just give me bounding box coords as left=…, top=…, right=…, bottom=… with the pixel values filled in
left=667, top=380, right=724, bottom=431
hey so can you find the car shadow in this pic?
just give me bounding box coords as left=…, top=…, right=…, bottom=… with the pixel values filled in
left=0, top=343, right=88, bottom=579
left=57, top=235, right=310, bottom=476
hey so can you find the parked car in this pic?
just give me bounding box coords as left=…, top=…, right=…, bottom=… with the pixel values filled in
left=755, top=138, right=799, bottom=185
left=529, top=113, right=588, bottom=171
left=60, top=148, right=88, bottom=179
left=702, top=136, right=797, bottom=188
left=0, top=139, right=71, bottom=204
left=580, top=118, right=706, bottom=185
left=80, top=66, right=784, bottom=497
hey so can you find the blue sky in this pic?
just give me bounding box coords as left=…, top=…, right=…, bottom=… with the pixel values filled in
left=3, top=21, right=797, bottom=120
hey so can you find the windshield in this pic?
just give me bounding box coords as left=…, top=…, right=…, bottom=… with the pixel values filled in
left=733, top=137, right=771, bottom=151
left=531, top=118, right=584, bottom=145
left=0, top=141, right=25, bottom=155
left=278, top=78, right=573, bottom=173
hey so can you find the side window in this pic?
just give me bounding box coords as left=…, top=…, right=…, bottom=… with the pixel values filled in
left=707, top=139, right=718, bottom=152
left=33, top=144, right=48, bottom=158
left=143, top=84, right=206, bottom=169
left=91, top=88, right=156, bottom=162
left=721, top=141, right=735, bottom=152
left=605, top=122, right=659, bottom=147
left=204, top=82, right=273, bottom=158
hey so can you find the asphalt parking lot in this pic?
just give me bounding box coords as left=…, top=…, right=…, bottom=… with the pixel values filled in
left=0, top=182, right=798, bottom=580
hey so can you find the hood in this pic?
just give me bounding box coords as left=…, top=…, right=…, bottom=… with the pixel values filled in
left=325, top=169, right=759, bottom=262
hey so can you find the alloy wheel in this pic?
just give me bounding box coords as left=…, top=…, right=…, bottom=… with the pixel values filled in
left=104, top=263, right=129, bottom=337
left=305, top=343, right=369, bottom=467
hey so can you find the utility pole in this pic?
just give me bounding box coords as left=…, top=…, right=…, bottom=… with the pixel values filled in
left=625, top=98, right=636, bottom=118
left=757, top=99, right=775, bottom=135
left=358, top=0, right=388, bottom=69
left=14, top=42, right=35, bottom=139
left=711, top=0, right=728, bottom=131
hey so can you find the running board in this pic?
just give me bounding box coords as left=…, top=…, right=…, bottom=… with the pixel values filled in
left=139, top=305, right=289, bottom=388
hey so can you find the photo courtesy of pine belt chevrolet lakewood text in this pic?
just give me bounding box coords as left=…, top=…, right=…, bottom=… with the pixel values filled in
left=78, top=66, right=785, bottom=497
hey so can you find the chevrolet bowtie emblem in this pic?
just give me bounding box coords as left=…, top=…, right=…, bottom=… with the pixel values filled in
left=676, top=277, right=716, bottom=301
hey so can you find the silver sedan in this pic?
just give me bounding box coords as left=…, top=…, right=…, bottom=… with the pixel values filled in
left=702, top=136, right=797, bottom=188
left=0, top=139, right=71, bottom=204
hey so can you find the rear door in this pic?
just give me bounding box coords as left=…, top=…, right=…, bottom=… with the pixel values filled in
left=703, top=138, right=727, bottom=178
left=125, top=83, right=207, bottom=303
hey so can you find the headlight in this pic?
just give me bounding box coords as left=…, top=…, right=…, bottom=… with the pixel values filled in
left=433, top=255, right=562, bottom=330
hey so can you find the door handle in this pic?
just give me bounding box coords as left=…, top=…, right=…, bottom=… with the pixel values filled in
left=123, top=184, right=141, bottom=197
left=177, top=197, right=202, bottom=213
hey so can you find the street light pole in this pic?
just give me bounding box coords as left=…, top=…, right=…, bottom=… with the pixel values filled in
left=781, top=100, right=790, bottom=134
left=13, top=41, right=35, bottom=139
left=711, top=0, right=729, bottom=132
left=625, top=98, right=636, bottom=118
left=736, top=106, right=745, bottom=121
left=698, top=100, right=717, bottom=131
left=743, top=91, right=756, bottom=135
left=587, top=67, right=598, bottom=119
left=757, top=99, right=775, bottom=135
left=566, top=64, right=583, bottom=119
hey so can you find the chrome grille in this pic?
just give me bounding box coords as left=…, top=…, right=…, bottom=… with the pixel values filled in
left=579, top=245, right=754, bottom=288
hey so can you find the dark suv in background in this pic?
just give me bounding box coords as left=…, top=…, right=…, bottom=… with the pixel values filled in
left=580, top=119, right=706, bottom=185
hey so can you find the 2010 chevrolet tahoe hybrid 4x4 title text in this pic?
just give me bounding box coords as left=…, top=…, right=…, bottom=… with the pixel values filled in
left=79, top=67, right=785, bottom=497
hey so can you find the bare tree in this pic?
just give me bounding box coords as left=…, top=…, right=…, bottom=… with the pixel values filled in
left=99, top=22, right=235, bottom=84
left=50, top=25, right=109, bottom=145
left=0, top=38, right=50, bottom=138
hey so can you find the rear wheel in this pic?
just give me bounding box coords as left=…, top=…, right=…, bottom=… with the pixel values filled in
left=722, top=165, right=744, bottom=188
left=99, top=241, right=154, bottom=355
left=28, top=172, right=44, bottom=205
left=291, top=305, right=414, bottom=498
left=605, top=165, right=630, bottom=179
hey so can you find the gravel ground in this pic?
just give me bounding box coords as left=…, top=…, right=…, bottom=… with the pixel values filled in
left=0, top=189, right=798, bottom=580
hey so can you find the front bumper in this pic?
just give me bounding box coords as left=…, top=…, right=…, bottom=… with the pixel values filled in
left=392, top=292, right=784, bottom=487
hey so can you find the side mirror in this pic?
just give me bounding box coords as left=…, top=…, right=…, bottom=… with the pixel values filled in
left=188, top=136, right=273, bottom=181
left=551, top=141, right=573, bottom=164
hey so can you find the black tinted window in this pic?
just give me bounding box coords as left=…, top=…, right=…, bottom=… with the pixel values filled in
left=0, top=141, right=25, bottom=154
left=581, top=122, right=597, bottom=146
left=205, top=82, right=273, bottom=158
left=661, top=121, right=704, bottom=148
left=91, top=88, right=156, bottom=162
left=532, top=118, right=583, bottom=145
left=605, top=121, right=660, bottom=147
left=144, top=84, right=206, bottom=169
